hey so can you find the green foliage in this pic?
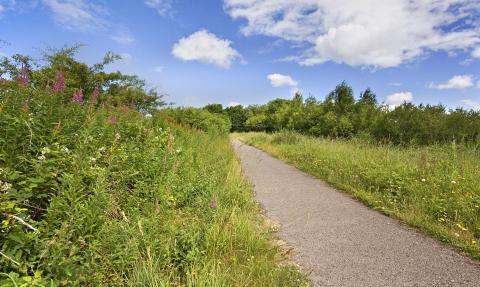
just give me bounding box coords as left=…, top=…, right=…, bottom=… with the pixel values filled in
left=236, top=132, right=480, bottom=260
left=208, top=82, right=480, bottom=145
left=163, top=107, right=232, bottom=135
left=0, top=51, right=306, bottom=286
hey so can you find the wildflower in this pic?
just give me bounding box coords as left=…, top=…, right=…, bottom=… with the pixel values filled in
left=38, top=155, right=46, bottom=161
left=0, top=168, right=4, bottom=175
left=41, top=147, right=51, bottom=155
left=108, top=115, right=117, bottom=125
left=53, top=71, right=65, bottom=92
left=92, top=85, right=100, bottom=99
left=90, top=157, right=97, bottom=164
left=0, top=181, right=12, bottom=192
left=175, top=148, right=182, bottom=154
left=209, top=198, right=217, bottom=209
left=421, top=178, right=426, bottom=182
left=454, top=233, right=460, bottom=237
left=17, top=66, right=29, bottom=86
left=98, top=147, right=106, bottom=153
left=115, top=133, right=121, bottom=141
left=473, top=240, right=478, bottom=244
left=72, top=89, right=84, bottom=104
left=451, top=180, right=457, bottom=184
left=62, top=147, right=70, bottom=154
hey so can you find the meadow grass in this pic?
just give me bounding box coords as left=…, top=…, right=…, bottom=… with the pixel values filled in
left=234, top=131, right=480, bottom=260
left=0, top=86, right=307, bottom=286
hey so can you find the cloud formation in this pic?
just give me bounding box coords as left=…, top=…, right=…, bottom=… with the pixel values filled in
left=385, top=92, right=413, bottom=109
left=172, top=29, right=242, bottom=68
left=145, top=0, right=172, bottom=16
left=224, top=0, right=480, bottom=68
left=429, top=75, right=474, bottom=90
left=42, top=0, right=108, bottom=31
left=267, top=73, right=298, bottom=87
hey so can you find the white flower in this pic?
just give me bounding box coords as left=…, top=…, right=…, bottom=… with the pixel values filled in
left=1, top=182, right=12, bottom=192
left=62, top=147, right=70, bottom=154
left=176, top=148, right=182, bottom=154
left=38, top=155, right=46, bottom=161
left=98, top=147, right=106, bottom=153
left=0, top=168, right=4, bottom=175
left=90, top=157, right=97, bottom=163
left=115, top=133, right=121, bottom=140
left=421, top=178, right=426, bottom=182
left=41, top=147, right=51, bottom=155
left=451, top=180, right=457, bottom=184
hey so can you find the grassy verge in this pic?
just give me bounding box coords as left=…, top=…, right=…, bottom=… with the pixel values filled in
left=234, top=131, right=480, bottom=260
left=0, top=86, right=306, bottom=286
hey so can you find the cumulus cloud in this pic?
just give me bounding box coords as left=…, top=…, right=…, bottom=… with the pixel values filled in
left=42, top=0, right=108, bottom=31
left=385, top=92, right=413, bottom=109
left=267, top=73, right=298, bottom=87
left=172, top=29, right=242, bottom=68
left=145, top=0, right=172, bottom=16
left=429, top=75, right=474, bottom=90
left=224, top=0, right=480, bottom=68
left=461, top=99, right=480, bottom=111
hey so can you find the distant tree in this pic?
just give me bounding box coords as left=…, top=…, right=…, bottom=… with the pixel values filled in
left=204, top=103, right=223, bottom=114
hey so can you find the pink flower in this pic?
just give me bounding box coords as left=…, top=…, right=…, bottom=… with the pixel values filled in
left=91, top=85, right=100, bottom=99
left=53, top=71, right=65, bottom=93
left=209, top=198, right=217, bottom=209
left=17, top=66, right=29, bottom=86
left=72, top=89, right=84, bottom=104
left=108, top=115, right=117, bottom=125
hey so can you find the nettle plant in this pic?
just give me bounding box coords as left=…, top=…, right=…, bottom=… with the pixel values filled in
left=0, top=47, right=165, bottom=285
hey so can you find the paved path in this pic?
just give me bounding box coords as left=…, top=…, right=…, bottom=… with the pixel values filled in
left=231, top=139, right=480, bottom=287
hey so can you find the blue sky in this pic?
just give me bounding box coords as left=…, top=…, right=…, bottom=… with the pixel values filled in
left=1, top=0, right=479, bottom=109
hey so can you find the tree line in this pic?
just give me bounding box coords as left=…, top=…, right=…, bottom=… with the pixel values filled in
left=203, top=82, right=480, bottom=145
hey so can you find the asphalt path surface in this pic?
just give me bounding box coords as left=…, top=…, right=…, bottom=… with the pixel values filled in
left=232, top=139, right=480, bottom=287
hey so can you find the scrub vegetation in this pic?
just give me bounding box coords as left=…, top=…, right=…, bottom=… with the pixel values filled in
left=0, top=48, right=306, bottom=286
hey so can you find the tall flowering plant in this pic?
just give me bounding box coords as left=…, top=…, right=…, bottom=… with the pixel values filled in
left=72, top=89, right=84, bottom=104
left=53, top=71, right=65, bottom=93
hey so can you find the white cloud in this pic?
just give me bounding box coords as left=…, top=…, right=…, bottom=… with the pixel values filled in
left=385, top=92, right=413, bottom=109
left=429, top=75, right=474, bottom=90
left=461, top=99, right=480, bottom=111
left=110, top=32, right=134, bottom=45
left=267, top=73, right=298, bottom=87
left=472, top=47, right=480, bottom=58
left=145, top=0, right=171, bottom=16
left=154, top=66, right=164, bottom=72
left=172, top=29, right=242, bottom=68
left=42, top=0, right=107, bottom=31
left=227, top=101, right=241, bottom=107
left=224, top=0, right=480, bottom=68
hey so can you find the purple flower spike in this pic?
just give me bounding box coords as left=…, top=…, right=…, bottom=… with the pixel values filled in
left=18, top=66, right=29, bottom=86
left=92, top=85, right=100, bottom=99
left=72, top=89, right=84, bottom=104
left=53, top=71, right=65, bottom=93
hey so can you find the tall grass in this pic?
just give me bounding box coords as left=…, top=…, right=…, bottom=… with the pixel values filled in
left=235, top=131, right=480, bottom=259
left=0, top=86, right=306, bottom=285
